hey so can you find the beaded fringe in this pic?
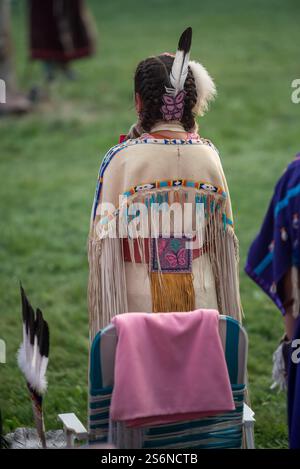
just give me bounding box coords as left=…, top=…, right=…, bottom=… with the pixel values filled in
left=88, top=188, right=242, bottom=341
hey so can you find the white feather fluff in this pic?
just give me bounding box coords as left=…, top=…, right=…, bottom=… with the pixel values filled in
left=188, top=60, right=217, bottom=116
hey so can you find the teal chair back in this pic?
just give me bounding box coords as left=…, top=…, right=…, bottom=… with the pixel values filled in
left=89, top=315, right=248, bottom=448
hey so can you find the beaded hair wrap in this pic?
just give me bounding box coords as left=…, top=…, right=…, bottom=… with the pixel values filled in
left=160, top=27, right=192, bottom=121
left=161, top=90, right=186, bottom=121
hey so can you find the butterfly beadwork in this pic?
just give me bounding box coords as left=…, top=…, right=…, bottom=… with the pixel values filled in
left=151, top=236, right=192, bottom=273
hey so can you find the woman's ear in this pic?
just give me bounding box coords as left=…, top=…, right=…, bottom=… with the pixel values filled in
left=135, top=93, right=143, bottom=114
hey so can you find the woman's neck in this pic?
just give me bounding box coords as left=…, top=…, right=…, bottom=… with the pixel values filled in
left=151, top=130, right=189, bottom=139
left=149, top=121, right=199, bottom=139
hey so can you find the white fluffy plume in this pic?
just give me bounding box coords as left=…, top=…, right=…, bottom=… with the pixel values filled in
left=189, top=60, right=217, bottom=116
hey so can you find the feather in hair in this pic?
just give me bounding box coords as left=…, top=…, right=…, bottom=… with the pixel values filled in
left=167, top=27, right=192, bottom=96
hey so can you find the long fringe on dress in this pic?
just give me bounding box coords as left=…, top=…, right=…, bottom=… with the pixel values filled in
left=88, top=188, right=242, bottom=341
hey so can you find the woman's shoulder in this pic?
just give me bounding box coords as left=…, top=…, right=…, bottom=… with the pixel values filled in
left=198, top=137, right=219, bottom=156
left=99, top=139, right=137, bottom=169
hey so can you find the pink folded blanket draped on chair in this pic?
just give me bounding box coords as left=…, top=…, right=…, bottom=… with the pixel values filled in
left=110, top=310, right=235, bottom=427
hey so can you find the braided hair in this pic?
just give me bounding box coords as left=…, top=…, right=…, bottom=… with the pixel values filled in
left=133, top=54, right=197, bottom=134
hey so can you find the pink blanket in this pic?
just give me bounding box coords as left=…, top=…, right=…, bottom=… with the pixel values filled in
left=110, top=310, right=235, bottom=427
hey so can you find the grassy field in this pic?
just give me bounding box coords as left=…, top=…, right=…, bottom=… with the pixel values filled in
left=0, top=0, right=299, bottom=448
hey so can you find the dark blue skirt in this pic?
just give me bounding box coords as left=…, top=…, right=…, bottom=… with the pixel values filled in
left=288, top=317, right=300, bottom=449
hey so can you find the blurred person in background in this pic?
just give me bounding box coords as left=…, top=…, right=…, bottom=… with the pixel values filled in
left=0, top=0, right=30, bottom=114
left=28, top=0, right=96, bottom=81
left=245, top=153, right=300, bottom=449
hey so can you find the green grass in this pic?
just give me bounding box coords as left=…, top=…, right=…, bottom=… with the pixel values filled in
left=0, top=0, right=299, bottom=448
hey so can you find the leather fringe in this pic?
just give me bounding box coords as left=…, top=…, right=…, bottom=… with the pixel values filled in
left=150, top=272, right=195, bottom=313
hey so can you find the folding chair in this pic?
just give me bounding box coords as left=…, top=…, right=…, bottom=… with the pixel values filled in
left=85, top=314, right=255, bottom=449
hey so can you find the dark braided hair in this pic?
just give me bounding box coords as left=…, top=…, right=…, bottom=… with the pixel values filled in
left=134, top=54, right=198, bottom=133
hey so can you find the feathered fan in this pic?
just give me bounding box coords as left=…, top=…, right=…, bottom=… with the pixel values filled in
left=17, top=285, right=50, bottom=448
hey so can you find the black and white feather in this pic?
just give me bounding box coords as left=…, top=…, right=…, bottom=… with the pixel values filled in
left=18, top=286, right=49, bottom=395
left=166, top=27, right=192, bottom=96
